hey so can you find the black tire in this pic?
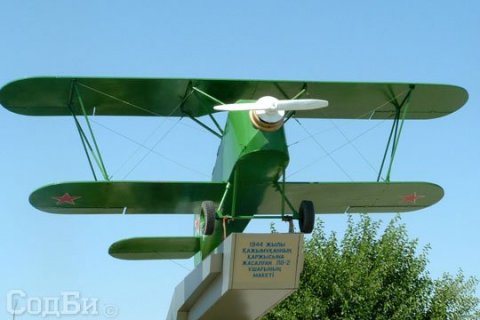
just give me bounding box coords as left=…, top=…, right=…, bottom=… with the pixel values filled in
left=200, top=201, right=217, bottom=236
left=298, top=200, right=315, bottom=234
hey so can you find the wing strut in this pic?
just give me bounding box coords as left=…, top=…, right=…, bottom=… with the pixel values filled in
left=277, top=168, right=298, bottom=217
left=191, top=86, right=224, bottom=134
left=377, top=85, right=416, bottom=182
left=179, top=84, right=224, bottom=138
left=282, top=83, right=308, bottom=123
left=67, top=80, right=110, bottom=181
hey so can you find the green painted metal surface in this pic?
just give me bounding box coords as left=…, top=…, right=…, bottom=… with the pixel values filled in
left=212, top=111, right=289, bottom=182
left=109, top=237, right=200, bottom=260
left=257, top=181, right=444, bottom=213
left=0, top=77, right=468, bottom=119
left=29, top=181, right=226, bottom=214
left=198, top=111, right=290, bottom=259
left=30, top=181, right=443, bottom=215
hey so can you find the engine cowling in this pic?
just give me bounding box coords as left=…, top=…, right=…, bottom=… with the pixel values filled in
left=249, top=109, right=284, bottom=132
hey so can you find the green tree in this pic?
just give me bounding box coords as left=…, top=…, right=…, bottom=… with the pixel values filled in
left=264, top=215, right=480, bottom=320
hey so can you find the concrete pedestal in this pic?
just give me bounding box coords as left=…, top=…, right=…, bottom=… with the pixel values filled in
left=167, top=233, right=304, bottom=320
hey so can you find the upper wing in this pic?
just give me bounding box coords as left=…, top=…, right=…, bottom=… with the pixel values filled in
left=0, top=77, right=468, bottom=119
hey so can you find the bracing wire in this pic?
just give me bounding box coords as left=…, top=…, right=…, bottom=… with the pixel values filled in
left=111, top=119, right=170, bottom=179
left=112, top=116, right=182, bottom=180
left=169, top=259, right=192, bottom=272
left=79, top=82, right=184, bottom=179
left=293, top=118, right=354, bottom=181
left=287, top=89, right=408, bottom=178
left=90, top=119, right=210, bottom=178
left=288, top=119, right=387, bottom=178
left=327, top=119, right=379, bottom=176
left=287, top=89, right=407, bottom=147
left=77, top=82, right=165, bottom=116
left=122, top=117, right=182, bottom=179
left=78, top=82, right=211, bottom=179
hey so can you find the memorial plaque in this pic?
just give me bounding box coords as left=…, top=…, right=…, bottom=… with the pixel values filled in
left=231, top=233, right=303, bottom=289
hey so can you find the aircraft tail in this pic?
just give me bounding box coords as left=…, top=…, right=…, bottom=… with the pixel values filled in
left=109, top=237, right=200, bottom=260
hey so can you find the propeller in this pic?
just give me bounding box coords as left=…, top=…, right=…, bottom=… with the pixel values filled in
left=214, top=96, right=328, bottom=112
left=214, top=96, right=328, bottom=125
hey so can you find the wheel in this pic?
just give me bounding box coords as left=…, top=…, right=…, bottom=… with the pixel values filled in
left=200, top=201, right=217, bottom=236
left=298, top=200, right=315, bottom=234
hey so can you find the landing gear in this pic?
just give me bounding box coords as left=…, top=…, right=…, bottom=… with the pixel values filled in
left=298, top=200, right=315, bottom=234
left=200, top=201, right=217, bottom=236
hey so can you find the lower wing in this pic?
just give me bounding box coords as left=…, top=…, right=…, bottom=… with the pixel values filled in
left=29, top=181, right=443, bottom=214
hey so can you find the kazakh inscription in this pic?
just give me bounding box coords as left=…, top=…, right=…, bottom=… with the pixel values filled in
left=232, top=234, right=302, bottom=289
left=241, top=241, right=292, bottom=278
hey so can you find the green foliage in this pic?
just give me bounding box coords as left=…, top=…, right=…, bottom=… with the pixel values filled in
left=263, top=215, right=480, bottom=320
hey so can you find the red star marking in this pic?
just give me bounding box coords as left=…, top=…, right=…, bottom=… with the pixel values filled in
left=53, top=193, right=81, bottom=205
left=402, top=192, right=425, bottom=204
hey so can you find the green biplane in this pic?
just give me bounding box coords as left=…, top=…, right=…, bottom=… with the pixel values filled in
left=0, top=78, right=468, bottom=264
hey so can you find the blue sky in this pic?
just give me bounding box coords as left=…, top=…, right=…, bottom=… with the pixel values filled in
left=1, top=1, right=479, bottom=319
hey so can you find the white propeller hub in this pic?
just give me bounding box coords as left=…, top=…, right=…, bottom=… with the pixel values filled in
left=255, top=96, right=282, bottom=111
left=255, top=108, right=286, bottom=123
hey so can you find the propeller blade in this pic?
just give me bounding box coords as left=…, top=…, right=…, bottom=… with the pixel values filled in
left=276, top=99, right=328, bottom=111
left=213, top=103, right=261, bottom=111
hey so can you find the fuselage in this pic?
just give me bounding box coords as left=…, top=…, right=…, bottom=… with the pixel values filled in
left=195, top=111, right=290, bottom=261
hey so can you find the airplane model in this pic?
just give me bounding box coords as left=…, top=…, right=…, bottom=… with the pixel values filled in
left=0, top=78, right=468, bottom=264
